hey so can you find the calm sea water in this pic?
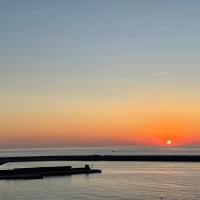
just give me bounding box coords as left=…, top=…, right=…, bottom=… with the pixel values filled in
left=0, top=146, right=199, bottom=200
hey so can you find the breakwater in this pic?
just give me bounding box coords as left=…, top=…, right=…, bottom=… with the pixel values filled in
left=0, top=165, right=101, bottom=180
left=0, top=155, right=200, bottom=164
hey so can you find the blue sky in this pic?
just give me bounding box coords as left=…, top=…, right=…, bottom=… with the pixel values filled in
left=0, top=0, right=200, bottom=147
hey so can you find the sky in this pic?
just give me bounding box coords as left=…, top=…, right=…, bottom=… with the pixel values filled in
left=0, top=0, right=200, bottom=148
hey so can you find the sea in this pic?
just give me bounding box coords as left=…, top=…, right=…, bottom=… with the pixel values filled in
left=0, top=146, right=199, bottom=200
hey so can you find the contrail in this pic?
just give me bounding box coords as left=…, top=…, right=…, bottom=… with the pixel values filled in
left=153, top=72, right=169, bottom=77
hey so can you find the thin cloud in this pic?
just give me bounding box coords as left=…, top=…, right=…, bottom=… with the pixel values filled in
left=153, top=72, right=169, bottom=77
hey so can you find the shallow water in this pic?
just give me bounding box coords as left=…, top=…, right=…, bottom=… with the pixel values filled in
left=0, top=147, right=199, bottom=200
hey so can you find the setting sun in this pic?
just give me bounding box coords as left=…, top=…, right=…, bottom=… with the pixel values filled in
left=166, top=140, right=172, bottom=145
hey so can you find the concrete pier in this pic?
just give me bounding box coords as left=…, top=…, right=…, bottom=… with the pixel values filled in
left=0, top=165, right=101, bottom=180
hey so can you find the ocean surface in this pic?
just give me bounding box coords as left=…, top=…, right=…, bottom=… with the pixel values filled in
left=0, top=146, right=199, bottom=200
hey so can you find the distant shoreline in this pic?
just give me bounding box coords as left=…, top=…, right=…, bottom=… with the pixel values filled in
left=0, top=155, right=200, bottom=164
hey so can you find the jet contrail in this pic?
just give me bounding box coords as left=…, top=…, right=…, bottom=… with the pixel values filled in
left=153, top=72, right=169, bottom=77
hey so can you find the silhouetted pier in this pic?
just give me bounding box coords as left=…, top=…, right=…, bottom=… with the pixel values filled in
left=0, top=165, right=101, bottom=180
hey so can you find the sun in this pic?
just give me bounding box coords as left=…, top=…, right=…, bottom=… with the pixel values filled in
left=166, top=140, right=172, bottom=145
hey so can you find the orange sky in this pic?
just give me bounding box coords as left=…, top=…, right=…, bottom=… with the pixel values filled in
left=1, top=1, right=200, bottom=148
left=0, top=91, right=200, bottom=147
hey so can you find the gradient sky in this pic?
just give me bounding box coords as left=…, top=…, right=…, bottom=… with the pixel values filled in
left=0, top=0, right=200, bottom=147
